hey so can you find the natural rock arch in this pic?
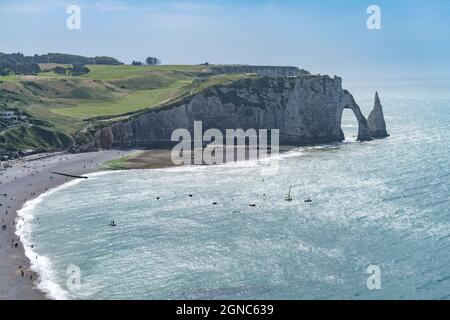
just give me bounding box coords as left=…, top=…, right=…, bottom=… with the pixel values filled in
left=340, top=90, right=372, bottom=141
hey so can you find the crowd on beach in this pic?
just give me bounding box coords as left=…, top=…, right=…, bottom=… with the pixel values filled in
left=1, top=155, right=64, bottom=282
left=1, top=192, right=38, bottom=281
left=0, top=152, right=106, bottom=289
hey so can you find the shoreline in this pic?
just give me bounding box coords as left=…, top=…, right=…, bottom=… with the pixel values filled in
left=15, top=170, right=121, bottom=300
left=0, top=149, right=155, bottom=300
left=0, top=145, right=300, bottom=299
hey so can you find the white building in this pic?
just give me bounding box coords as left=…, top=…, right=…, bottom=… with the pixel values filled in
left=0, top=111, right=18, bottom=121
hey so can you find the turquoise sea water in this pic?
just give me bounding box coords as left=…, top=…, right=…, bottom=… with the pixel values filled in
left=17, top=80, right=450, bottom=299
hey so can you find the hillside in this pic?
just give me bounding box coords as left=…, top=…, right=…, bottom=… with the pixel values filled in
left=0, top=64, right=304, bottom=154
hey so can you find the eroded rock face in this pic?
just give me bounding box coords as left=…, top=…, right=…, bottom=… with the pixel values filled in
left=92, top=75, right=387, bottom=149
left=94, top=127, right=113, bottom=149
left=368, top=92, right=389, bottom=138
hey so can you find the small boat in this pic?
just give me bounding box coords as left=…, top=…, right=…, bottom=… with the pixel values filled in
left=108, top=220, right=117, bottom=227
left=284, top=186, right=293, bottom=201
left=300, top=179, right=313, bottom=203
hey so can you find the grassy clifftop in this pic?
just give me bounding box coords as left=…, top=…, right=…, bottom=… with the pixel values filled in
left=0, top=64, right=299, bottom=153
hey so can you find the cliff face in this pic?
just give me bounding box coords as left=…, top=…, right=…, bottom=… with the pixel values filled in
left=92, top=75, right=387, bottom=149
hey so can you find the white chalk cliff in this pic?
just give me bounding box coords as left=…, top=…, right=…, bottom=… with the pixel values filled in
left=88, top=68, right=388, bottom=149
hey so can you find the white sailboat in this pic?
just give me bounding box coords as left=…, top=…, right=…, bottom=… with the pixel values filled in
left=285, top=186, right=293, bottom=201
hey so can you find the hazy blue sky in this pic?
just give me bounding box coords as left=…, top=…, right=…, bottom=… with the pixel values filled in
left=1, top=0, right=450, bottom=79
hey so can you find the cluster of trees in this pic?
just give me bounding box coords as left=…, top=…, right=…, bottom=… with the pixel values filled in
left=131, top=57, right=162, bottom=66
left=37, top=53, right=123, bottom=65
left=0, top=52, right=123, bottom=76
left=146, top=57, right=161, bottom=66
left=0, top=63, right=41, bottom=76
left=0, top=52, right=122, bottom=66
left=0, top=52, right=165, bottom=75
left=53, top=64, right=90, bottom=76
left=0, top=53, right=42, bottom=75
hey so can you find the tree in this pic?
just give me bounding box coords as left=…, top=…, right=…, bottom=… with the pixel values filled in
left=145, top=57, right=161, bottom=66
left=132, top=60, right=143, bottom=66
left=53, top=66, right=67, bottom=76
left=0, top=66, right=10, bottom=76
left=71, top=64, right=90, bottom=76
left=12, top=63, right=41, bottom=75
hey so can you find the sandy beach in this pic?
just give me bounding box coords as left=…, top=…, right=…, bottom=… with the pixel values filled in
left=0, top=149, right=152, bottom=300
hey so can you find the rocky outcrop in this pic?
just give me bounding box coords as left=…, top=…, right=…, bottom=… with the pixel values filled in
left=368, top=92, right=389, bottom=138
left=94, top=127, right=114, bottom=149
left=91, top=75, right=388, bottom=149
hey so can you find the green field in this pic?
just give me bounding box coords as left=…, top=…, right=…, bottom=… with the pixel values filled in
left=0, top=74, right=23, bottom=83
left=0, top=64, right=255, bottom=152
left=51, top=80, right=193, bottom=119
left=80, top=64, right=206, bottom=80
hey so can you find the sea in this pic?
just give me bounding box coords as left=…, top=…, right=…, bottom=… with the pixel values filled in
left=16, top=80, right=450, bottom=300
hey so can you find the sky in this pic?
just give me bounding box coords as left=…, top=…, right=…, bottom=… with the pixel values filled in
left=1, top=0, right=450, bottom=79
